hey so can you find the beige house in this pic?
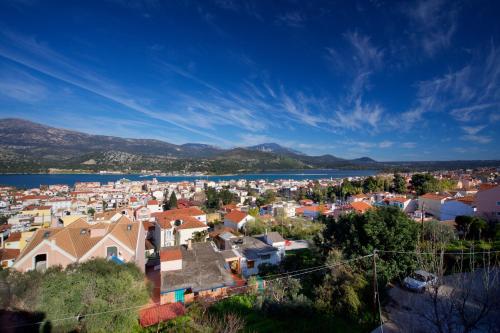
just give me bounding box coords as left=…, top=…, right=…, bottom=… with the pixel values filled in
left=13, top=216, right=146, bottom=272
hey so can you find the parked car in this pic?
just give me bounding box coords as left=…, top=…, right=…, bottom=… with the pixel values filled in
left=403, top=270, right=438, bottom=292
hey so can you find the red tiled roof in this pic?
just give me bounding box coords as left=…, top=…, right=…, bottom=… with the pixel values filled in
left=176, top=216, right=207, bottom=230
left=6, top=232, right=21, bottom=242
left=419, top=193, right=448, bottom=201
left=160, top=248, right=183, bottom=262
left=350, top=201, right=372, bottom=213
left=147, top=200, right=159, bottom=205
left=478, top=183, right=498, bottom=191
left=0, top=248, right=20, bottom=261
left=139, top=303, right=185, bottom=327
left=224, top=210, right=247, bottom=223
left=170, top=206, right=204, bottom=216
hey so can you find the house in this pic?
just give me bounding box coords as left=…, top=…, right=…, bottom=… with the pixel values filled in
left=348, top=194, right=370, bottom=203
left=0, top=248, right=20, bottom=268
left=4, top=232, right=21, bottom=250
left=153, top=210, right=208, bottom=247
left=475, top=184, right=500, bottom=222
left=146, top=200, right=162, bottom=214
left=13, top=216, right=146, bottom=272
left=378, top=197, right=416, bottom=213
left=223, top=210, right=254, bottom=231
left=228, top=235, right=282, bottom=277
left=440, top=196, right=476, bottom=221
left=418, top=193, right=450, bottom=219
left=349, top=201, right=373, bottom=214
left=295, top=205, right=328, bottom=219
left=159, top=242, right=235, bottom=304
left=169, top=207, right=207, bottom=224
left=256, top=231, right=286, bottom=260
left=134, top=206, right=151, bottom=222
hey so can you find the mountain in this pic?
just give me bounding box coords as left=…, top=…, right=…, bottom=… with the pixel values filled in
left=246, top=143, right=304, bottom=156
left=1, top=118, right=497, bottom=174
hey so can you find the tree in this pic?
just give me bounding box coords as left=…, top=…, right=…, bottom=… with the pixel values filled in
left=191, top=230, right=208, bottom=243
left=321, top=207, right=419, bottom=282
left=362, top=176, right=379, bottom=193
left=455, top=215, right=487, bottom=240
left=315, top=250, right=369, bottom=319
left=411, top=173, right=440, bottom=195
left=169, top=191, right=178, bottom=210
left=1, top=259, right=149, bottom=332
left=219, top=189, right=235, bottom=205
left=205, top=187, right=219, bottom=209
left=392, top=173, right=407, bottom=194
left=162, top=189, right=170, bottom=211
left=87, top=207, right=95, bottom=217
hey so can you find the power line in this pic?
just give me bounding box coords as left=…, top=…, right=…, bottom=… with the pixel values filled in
left=376, top=249, right=500, bottom=255
left=3, top=253, right=375, bottom=330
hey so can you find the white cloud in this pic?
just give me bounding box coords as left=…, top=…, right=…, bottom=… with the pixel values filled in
left=404, top=0, right=458, bottom=57
left=461, top=125, right=485, bottom=135
left=461, top=135, right=491, bottom=144
left=401, top=142, right=417, bottom=148
left=0, top=67, right=47, bottom=102
left=379, top=141, right=394, bottom=148
left=275, top=12, right=306, bottom=28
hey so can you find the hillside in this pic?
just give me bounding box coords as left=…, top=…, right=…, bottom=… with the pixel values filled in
left=0, top=118, right=498, bottom=174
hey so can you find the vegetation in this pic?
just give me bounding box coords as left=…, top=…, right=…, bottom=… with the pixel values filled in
left=0, top=259, right=149, bottom=333
left=205, top=187, right=236, bottom=210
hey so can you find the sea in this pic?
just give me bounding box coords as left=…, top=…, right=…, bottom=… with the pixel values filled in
left=0, top=169, right=377, bottom=189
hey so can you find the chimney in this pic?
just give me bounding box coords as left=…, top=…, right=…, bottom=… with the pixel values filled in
left=187, top=238, right=192, bottom=250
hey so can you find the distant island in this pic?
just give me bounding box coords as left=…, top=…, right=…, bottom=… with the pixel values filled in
left=0, top=118, right=499, bottom=174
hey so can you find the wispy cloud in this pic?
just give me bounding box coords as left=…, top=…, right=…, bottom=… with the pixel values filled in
left=460, top=125, right=491, bottom=144
left=275, top=11, right=306, bottom=28
left=0, top=66, right=47, bottom=102
left=326, top=32, right=385, bottom=131
left=0, top=30, right=234, bottom=145
left=404, top=0, right=458, bottom=57
left=401, top=142, right=417, bottom=149
left=399, top=44, right=500, bottom=128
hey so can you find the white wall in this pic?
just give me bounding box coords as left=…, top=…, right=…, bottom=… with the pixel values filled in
left=161, top=259, right=182, bottom=271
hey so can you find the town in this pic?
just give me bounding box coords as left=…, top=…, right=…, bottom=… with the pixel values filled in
left=1, top=168, right=499, bottom=332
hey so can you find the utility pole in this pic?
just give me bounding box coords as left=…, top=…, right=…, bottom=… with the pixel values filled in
left=372, top=249, right=378, bottom=319
left=421, top=202, right=425, bottom=243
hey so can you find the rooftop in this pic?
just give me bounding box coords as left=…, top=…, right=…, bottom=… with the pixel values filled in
left=160, top=242, right=234, bottom=293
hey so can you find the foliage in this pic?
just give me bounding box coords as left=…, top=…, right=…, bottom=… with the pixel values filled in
left=87, top=207, right=96, bottom=216
left=256, top=190, right=276, bottom=207
left=244, top=218, right=268, bottom=235
left=421, top=220, right=456, bottom=245
left=315, top=258, right=369, bottom=318
left=455, top=215, right=488, bottom=240
left=1, top=259, right=149, bottom=333
left=205, top=187, right=235, bottom=210
left=392, top=173, right=407, bottom=194
left=247, top=207, right=259, bottom=217
left=191, top=230, right=208, bottom=243
left=411, top=173, right=440, bottom=195
left=168, top=191, right=178, bottom=210
left=320, top=207, right=419, bottom=282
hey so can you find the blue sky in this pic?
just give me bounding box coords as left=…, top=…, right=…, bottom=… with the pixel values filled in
left=0, top=0, right=499, bottom=161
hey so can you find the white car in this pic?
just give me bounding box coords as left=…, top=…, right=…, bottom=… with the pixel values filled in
left=403, top=270, right=438, bottom=292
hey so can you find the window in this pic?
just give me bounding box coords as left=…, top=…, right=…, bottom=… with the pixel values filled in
left=496, top=201, right=500, bottom=206
left=260, top=254, right=271, bottom=260
left=106, top=246, right=118, bottom=258
left=247, top=260, right=255, bottom=269
left=34, top=254, right=47, bottom=271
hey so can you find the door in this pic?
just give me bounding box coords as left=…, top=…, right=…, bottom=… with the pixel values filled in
left=174, top=289, right=185, bottom=303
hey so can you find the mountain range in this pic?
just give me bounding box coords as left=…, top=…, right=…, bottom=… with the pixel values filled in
left=0, top=118, right=498, bottom=174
